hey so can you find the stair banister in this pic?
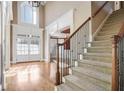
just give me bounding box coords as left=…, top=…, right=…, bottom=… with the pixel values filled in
left=112, top=22, right=124, bottom=90
left=55, top=1, right=109, bottom=85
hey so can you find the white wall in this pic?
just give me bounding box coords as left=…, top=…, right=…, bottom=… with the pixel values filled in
left=45, top=1, right=91, bottom=31
left=45, top=9, right=74, bottom=61
left=91, top=1, right=114, bottom=34
left=44, top=2, right=92, bottom=61
left=12, top=24, right=43, bottom=63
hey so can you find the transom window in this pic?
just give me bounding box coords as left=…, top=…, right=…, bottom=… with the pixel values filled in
left=20, top=2, right=37, bottom=24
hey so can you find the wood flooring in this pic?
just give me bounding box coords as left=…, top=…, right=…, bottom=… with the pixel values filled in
left=5, top=62, right=56, bottom=91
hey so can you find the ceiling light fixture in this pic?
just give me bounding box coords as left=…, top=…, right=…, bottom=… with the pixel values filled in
left=28, top=1, right=46, bottom=7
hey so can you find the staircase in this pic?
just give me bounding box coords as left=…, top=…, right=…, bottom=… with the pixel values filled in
left=57, top=9, right=124, bottom=91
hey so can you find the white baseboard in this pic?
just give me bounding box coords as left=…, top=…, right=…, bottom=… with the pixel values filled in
left=41, top=58, right=50, bottom=62
left=92, top=10, right=113, bottom=40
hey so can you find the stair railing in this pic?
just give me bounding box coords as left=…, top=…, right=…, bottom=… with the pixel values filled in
left=55, top=1, right=109, bottom=85
left=50, top=36, right=66, bottom=63
left=112, top=22, right=124, bottom=91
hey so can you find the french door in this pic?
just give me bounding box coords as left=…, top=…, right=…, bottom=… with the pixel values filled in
left=16, top=34, right=40, bottom=62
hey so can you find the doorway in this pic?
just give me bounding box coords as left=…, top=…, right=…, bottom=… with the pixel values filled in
left=16, top=34, right=40, bottom=62
left=12, top=24, right=43, bottom=63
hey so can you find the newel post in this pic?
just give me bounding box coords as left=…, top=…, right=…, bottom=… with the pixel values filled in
left=56, top=39, right=60, bottom=85
left=112, top=35, right=119, bottom=91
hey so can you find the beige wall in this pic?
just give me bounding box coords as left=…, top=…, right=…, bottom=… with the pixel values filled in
left=39, top=6, right=45, bottom=28
left=39, top=5, right=45, bottom=59
left=91, top=1, right=114, bottom=34
left=10, top=1, right=18, bottom=61
left=44, top=1, right=92, bottom=61
left=12, top=1, right=18, bottom=24
left=45, top=1, right=91, bottom=31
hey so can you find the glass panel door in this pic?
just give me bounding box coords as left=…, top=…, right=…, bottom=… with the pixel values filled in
left=28, top=35, right=40, bottom=61
left=16, top=35, right=29, bottom=62
left=15, top=34, right=41, bottom=62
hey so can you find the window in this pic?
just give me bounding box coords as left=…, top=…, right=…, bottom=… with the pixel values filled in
left=16, top=35, right=40, bottom=56
left=20, top=2, right=37, bottom=24
left=30, top=39, right=40, bottom=55
left=16, top=38, right=28, bottom=55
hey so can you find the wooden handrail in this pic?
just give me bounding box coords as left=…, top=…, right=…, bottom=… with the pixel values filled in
left=58, top=1, right=109, bottom=46
left=92, top=1, right=109, bottom=18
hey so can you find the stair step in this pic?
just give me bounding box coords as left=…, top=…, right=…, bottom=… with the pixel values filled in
left=72, top=67, right=111, bottom=90
left=112, top=9, right=124, bottom=14
left=106, top=18, right=124, bottom=24
left=102, top=23, right=122, bottom=31
left=87, top=46, right=112, bottom=53
left=111, top=11, right=124, bottom=17
left=72, top=67, right=111, bottom=84
left=104, top=19, right=122, bottom=25
left=91, top=40, right=112, bottom=47
left=79, top=59, right=111, bottom=68
left=83, top=53, right=112, bottom=62
left=57, top=83, right=79, bottom=91
left=102, top=23, right=121, bottom=30
left=104, top=21, right=123, bottom=27
left=105, top=19, right=124, bottom=25
left=108, top=15, right=124, bottom=21
left=98, top=29, right=118, bottom=36
left=94, top=34, right=113, bottom=41
left=110, top=10, right=124, bottom=15
left=65, top=75, right=105, bottom=91
left=78, top=60, right=112, bottom=74
left=111, top=10, right=124, bottom=17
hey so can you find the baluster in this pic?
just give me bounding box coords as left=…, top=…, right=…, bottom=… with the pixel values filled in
left=66, top=49, right=68, bottom=74
left=65, top=43, right=67, bottom=75
left=69, top=49, right=71, bottom=68
left=60, top=45, right=62, bottom=83
left=75, top=32, right=78, bottom=62
left=67, top=48, right=69, bottom=74
left=71, top=37, right=74, bottom=67
left=70, top=39, right=72, bottom=68
left=56, top=39, right=60, bottom=85
left=63, top=46, right=65, bottom=76
left=73, top=35, right=76, bottom=67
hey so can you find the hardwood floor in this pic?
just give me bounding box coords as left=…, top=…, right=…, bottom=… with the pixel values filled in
left=5, top=62, right=56, bottom=91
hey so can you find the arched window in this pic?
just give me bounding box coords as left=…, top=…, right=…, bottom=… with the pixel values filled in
left=20, top=2, right=37, bottom=24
